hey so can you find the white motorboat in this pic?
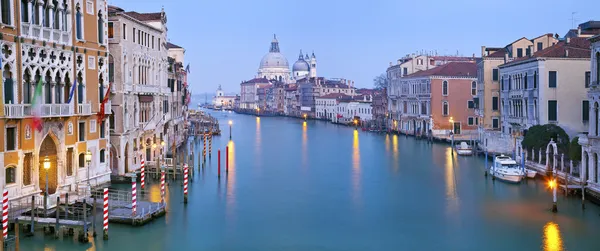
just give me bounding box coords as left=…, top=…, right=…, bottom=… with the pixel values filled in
left=525, top=169, right=537, bottom=179
left=455, top=142, right=473, bottom=156
left=489, top=155, right=524, bottom=183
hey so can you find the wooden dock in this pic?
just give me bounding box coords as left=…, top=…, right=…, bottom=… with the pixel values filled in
left=107, top=200, right=166, bottom=226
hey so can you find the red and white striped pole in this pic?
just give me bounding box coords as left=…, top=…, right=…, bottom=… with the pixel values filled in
left=160, top=169, right=165, bottom=205
left=183, top=164, right=189, bottom=204
left=131, top=177, right=137, bottom=216
left=103, top=188, right=109, bottom=240
left=140, top=158, right=145, bottom=190
left=2, top=189, right=8, bottom=239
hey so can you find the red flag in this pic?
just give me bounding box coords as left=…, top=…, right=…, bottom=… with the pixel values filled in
left=97, top=83, right=112, bottom=123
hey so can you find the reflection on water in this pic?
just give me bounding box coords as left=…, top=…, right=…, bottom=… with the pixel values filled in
left=392, top=135, right=399, bottom=173
left=255, top=117, right=261, bottom=164
left=148, top=182, right=162, bottom=203
left=302, top=122, right=308, bottom=170
left=445, top=147, right=459, bottom=213
left=352, top=130, right=361, bottom=207
left=543, top=222, right=564, bottom=251
left=227, top=140, right=236, bottom=209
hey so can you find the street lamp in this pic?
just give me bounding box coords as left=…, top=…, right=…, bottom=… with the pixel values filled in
left=303, top=114, right=307, bottom=121
left=228, top=120, right=233, bottom=140
left=152, top=143, right=158, bottom=168
left=354, top=119, right=358, bottom=130
left=85, top=150, right=92, bottom=189
left=549, top=178, right=558, bottom=212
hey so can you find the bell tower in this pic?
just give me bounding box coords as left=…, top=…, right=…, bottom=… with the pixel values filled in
left=309, top=52, right=317, bottom=78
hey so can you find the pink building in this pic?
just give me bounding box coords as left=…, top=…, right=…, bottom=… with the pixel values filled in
left=397, top=62, right=478, bottom=137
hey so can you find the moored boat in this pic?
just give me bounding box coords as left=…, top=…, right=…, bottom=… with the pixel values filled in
left=525, top=169, right=537, bottom=179
left=489, top=155, right=524, bottom=183
left=455, top=142, right=473, bottom=156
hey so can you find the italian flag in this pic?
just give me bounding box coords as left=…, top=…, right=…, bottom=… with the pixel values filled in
left=31, top=78, right=43, bottom=131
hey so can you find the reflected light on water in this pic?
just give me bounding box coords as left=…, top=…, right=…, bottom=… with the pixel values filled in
left=148, top=182, right=163, bottom=203
left=543, top=222, right=564, bottom=251
left=392, top=135, right=399, bottom=172
left=302, top=121, right=308, bottom=170
left=226, top=140, right=236, bottom=221
left=255, top=116, right=261, bottom=159
left=445, top=147, right=458, bottom=213
left=352, top=130, right=361, bottom=207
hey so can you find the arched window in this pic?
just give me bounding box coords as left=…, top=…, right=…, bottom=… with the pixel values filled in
left=99, top=74, right=104, bottom=102
left=5, top=166, right=15, bottom=184
left=20, top=0, right=28, bottom=23
left=62, top=0, right=68, bottom=31
left=97, top=11, right=104, bottom=44
left=442, top=81, right=448, bottom=96
left=596, top=52, right=600, bottom=86
left=44, top=71, right=52, bottom=104
left=77, top=71, right=83, bottom=104
left=524, top=73, right=528, bottom=89
left=54, top=74, right=62, bottom=104
left=75, top=4, right=82, bottom=40
left=23, top=69, right=31, bottom=104
left=63, top=74, right=71, bottom=104
left=43, top=0, right=50, bottom=27
left=78, top=153, right=85, bottom=168
left=534, top=71, right=538, bottom=89
left=595, top=102, right=599, bottom=136
left=108, top=55, right=114, bottom=82
left=471, top=81, right=476, bottom=96
left=53, top=0, right=59, bottom=29
left=442, top=101, right=449, bottom=116
left=3, top=64, right=13, bottom=104
left=100, top=149, right=106, bottom=163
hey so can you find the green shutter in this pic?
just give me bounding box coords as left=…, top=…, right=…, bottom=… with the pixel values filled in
left=583, top=100, right=590, bottom=122
left=548, top=100, right=557, bottom=121
left=549, top=71, right=557, bottom=88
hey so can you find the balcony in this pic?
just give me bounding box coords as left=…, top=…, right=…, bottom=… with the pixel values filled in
left=124, top=84, right=133, bottom=93
left=161, top=86, right=171, bottom=94
left=40, top=104, right=73, bottom=117
left=4, top=104, right=25, bottom=118
left=134, top=85, right=159, bottom=94
left=78, top=104, right=92, bottom=116
left=21, top=22, right=72, bottom=45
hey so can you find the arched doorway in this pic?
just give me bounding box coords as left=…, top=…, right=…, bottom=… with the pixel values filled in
left=124, top=142, right=129, bottom=173
left=110, top=145, right=118, bottom=175
left=39, top=135, right=58, bottom=194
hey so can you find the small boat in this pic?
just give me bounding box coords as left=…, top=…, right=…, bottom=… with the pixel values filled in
left=525, top=169, right=537, bottom=179
left=489, top=155, right=525, bottom=183
left=455, top=142, right=473, bottom=156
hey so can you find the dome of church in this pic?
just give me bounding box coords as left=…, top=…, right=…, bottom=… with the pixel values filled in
left=292, top=59, right=309, bottom=72
left=259, top=52, right=289, bottom=69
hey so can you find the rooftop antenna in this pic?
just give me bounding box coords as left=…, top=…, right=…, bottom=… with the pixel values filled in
left=569, top=12, right=579, bottom=29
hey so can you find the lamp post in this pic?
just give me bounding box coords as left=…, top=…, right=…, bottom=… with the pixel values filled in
left=85, top=150, right=92, bottom=189
left=229, top=120, right=233, bottom=140
left=152, top=143, right=158, bottom=171
left=303, top=113, right=307, bottom=121
left=449, top=117, right=455, bottom=153
left=549, top=178, right=558, bottom=212
left=354, top=119, right=358, bottom=130
left=43, top=157, right=50, bottom=217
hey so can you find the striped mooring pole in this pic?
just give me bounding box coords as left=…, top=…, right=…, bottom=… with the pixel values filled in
left=131, top=177, right=137, bottom=216
left=183, top=164, right=189, bottom=204
left=2, top=189, right=8, bottom=239
left=103, top=188, right=109, bottom=240
left=160, top=169, right=166, bottom=205
left=209, top=135, right=212, bottom=157
left=140, top=159, right=145, bottom=190
left=203, top=134, right=207, bottom=160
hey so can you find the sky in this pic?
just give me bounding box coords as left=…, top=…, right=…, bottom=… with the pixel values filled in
left=109, top=0, right=598, bottom=95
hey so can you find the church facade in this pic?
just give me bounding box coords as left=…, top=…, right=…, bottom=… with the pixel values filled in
left=257, top=35, right=317, bottom=83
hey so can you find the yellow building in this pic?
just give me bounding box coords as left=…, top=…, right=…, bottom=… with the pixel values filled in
left=0, top=0, right=110, bottom=201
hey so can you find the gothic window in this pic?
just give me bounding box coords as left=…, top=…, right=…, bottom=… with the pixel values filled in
left=20, top=0, right=28, bottom=23
left=77, top=72, right=84, bottom=104
left=43, top=1, right=50, bottom=27
left=53, top=0, right=59, bottom=29
left=3, top=64, right=13, bottom=104
left=44, top=71, right=52, bottom=104
left=99, top=74, right=104, bottom=102
left=100, top=149, right=105, bottom=163
left=62, top=0, right=68, bottom=31
left=1, top=0, right=11, bottom=25
left=54, top=75, right=62, bottom=103
left=471, top=81, right=476, bottom=96
left=33, top=1, right=40, bottom=24
left=23, top=69, right=32, bottom=104
left=442, top=101, right=449, bottom=116
left=75, top=4, right=82, bottom=40
left=63, top=74, right=71, bottom=104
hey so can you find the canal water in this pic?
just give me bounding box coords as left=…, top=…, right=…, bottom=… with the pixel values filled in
left=20, top=111, right=600, bottom=250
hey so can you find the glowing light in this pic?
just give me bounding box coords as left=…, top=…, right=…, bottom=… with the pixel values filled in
left=352, top=130, right=361, bottom=207
left=548, top=179, right=556, bottom=189
left=228, top=120, right=233, bottom=125
left=542, top=222, right=563, bottom=251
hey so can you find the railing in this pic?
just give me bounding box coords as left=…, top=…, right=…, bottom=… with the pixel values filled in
left=21, top=23, right=31, bottom=37
left=124, top=84, right=133, bottom=92
left=78, top=104, right=92, bottom=115
left=40, top=104, right=73, bottom=117
left=134, top=85, right=159, bottom=93
left=4, top=104, right=25, bottom=118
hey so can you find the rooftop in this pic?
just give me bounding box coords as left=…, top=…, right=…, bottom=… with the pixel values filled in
left=123, top=11, right=162, bottom=22
left=405, top=62, right=477, bottom=78
left=502, top=37, right=591, bottom=67
left=167, top=42, right=183, bottom=49
left=242, top=78, right=270, bottom=84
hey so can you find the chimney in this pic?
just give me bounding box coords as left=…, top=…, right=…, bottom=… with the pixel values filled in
left=389, top=62, right=392, bottom=67
left=578, top=26, right=581, bottom=36
left=397, top=59, right=401, bottom=65
left=481, top=46, right=486, bottom=57
left=528, top=45, right=533, bottom=56
left=504, top=52, right=509, bottom=63
left=566, top=37, right=571, bottom=44
left=565, top=49, right=569, bottom=57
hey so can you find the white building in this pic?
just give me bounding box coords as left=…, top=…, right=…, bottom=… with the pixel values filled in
left=579, top=33, right=600, bottom=196
left=212, top=85, right=236, bottom=109
left=316, top=94, right=348, bottom=121
left=335, top=95, right=373, bottom=124
left=108, top=6, right=171, bottom=176
left=499, top=37, right=591, bottom=138
left=257, top=35, right=317, bottom=83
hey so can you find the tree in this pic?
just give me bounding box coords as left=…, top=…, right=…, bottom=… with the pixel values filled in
left=521, top=124, right=570, bottom=155
left=373, top=73, right=389, bottom=90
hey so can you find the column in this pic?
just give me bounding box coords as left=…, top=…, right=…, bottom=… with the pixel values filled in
left=48, top=3, right=55, bottom=40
